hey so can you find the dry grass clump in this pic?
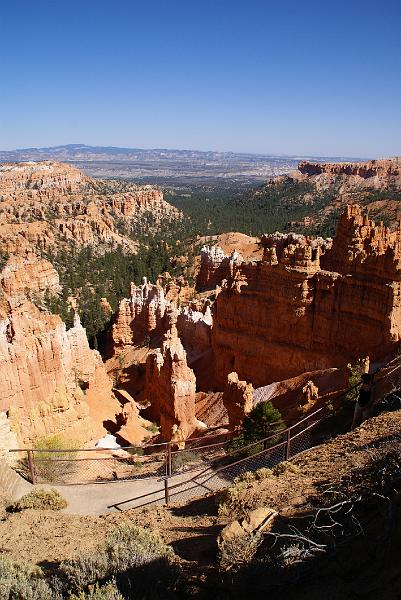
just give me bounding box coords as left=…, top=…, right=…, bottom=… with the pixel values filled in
left=0, top=493, right=11, bottom=521
left=218, top=532, right=262, bottom=571
left=272, top=461, right=300, bottom=476
left=10, top=488, right=67, bottom=512
left=69, top=581, right=124, bottom=599
left=0, top=555, right=60, bottom=600
left=59, top=523, right=176, bottom=596
left=217, top=467, right=273, bottom=517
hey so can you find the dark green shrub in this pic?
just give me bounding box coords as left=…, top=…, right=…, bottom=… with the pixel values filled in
left=243, top=402, right=284, bottom=443
left=226, top=402, right=285, bottom=457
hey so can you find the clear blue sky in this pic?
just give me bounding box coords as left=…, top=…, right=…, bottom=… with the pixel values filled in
left=1, top=0, right=400, bottom=157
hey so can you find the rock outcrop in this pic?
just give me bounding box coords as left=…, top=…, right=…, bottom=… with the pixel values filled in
left=0, top=255, right=122, bottom=445
left=142, top=313, right=204, bottom=443
left=258, top=157, right=401, bottom=231
left=0, top=304, right=121, bottom=445
left=297, top=157, right=401, bottom=188
left=253, top=368, right=348, bottom=422
left=222, top=372, right=254, bottom=429
left=196, top=245, right=243, bottom=291
left=269, top=157, right=401, bottom=193
left=0, top=412, right=18, bottom=462
left=0, top=161, right=181, bottom=255
left=212, top=205, right=401, bottom=388
left=111, top=278, right=169, bottom=352
left=0, top=253, right=60, bottom=303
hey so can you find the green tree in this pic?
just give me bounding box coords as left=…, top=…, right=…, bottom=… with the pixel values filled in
left=243, top=401, right=284, bottom=444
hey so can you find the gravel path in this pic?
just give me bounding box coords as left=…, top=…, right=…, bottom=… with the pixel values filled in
left=47, top=467, right=228, bottom=515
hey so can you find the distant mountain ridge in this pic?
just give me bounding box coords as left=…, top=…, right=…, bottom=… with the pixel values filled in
left=0, top=143, right=367, bottom=161
left=0, top=144, right=369, bottom=184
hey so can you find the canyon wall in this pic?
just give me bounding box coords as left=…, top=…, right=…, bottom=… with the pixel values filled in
left=110, top=278, right=212, bottom=360
left=0, top=255, right=123, bottom=445
left=212, top=205, right=401, bottom=388
left=297, top=157, right=401, bottom=186
left=111, top=279, right=169, bottom=352
left=269, top=157, right=401, bottom=193
left=0, top=161, right=181, bottom=255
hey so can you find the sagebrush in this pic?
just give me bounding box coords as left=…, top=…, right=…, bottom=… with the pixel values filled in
left=11, top=488, right=67, bottom=512
left=58, top=523, right=176, bottom=596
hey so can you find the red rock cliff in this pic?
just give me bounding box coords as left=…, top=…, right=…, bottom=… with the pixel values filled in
left=0, top=255, right=122, bottom=445
left=211, top=205, right=401, bottom=388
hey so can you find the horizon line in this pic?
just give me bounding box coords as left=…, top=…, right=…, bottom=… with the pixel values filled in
left=0, top=142, right=378, bottom=162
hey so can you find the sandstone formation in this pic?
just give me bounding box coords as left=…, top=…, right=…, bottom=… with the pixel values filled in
left=0, top=304, right=121, bottom=445
left=268, top=157, right=401, bottom=193
left=258, top=157, right=401, bottom=231
left=0, top=252, right=60, bottom=303
left=218, top=507, right=277, bottom=548
left=111, top=278, right=168, bottom=352
left=196, top=245, right=243, bottom=291
left=109, top=277, right=212, bottom=365
left=0, top=161, right=181, bottom=255
left=253, top=368, right=348, bottom=422
left=222, top=372, right=254, bottom=429
left=176, top=305, right=212, bottom=360
left=210, top=232, right=263, bottom=261
left=195, top=391, right=228, bottom=428
left=0, top=255, right=124, bottom=446
left=297, top=157, right=401, bottom=188
left=211, top=205, right=401, bottom=388
left=142, top=313, right=205, bottom=443
left=0, top=412, right=18, bottom=462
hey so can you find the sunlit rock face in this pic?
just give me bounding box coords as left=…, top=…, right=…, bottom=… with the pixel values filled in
left=111, top=279, right=169, bottom=352
left=211, top=204, right=401, bottom=388
left=142, top=314, right=205, bottom=443
left=0, top=160, right=181, bottom=255
left=196, top=245, right=243, bottom=291
left=297, top=157, right=401, bottom=189
left=0, top=254, right=122, bottom=446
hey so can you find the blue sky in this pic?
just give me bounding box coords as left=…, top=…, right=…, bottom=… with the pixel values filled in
left=0, top=0, right=400, bottom=157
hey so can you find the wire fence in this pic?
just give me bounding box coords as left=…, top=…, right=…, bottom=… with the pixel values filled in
left=8, top=355, right=401, bottom=506
left=10, top=443, right=169, bottom=485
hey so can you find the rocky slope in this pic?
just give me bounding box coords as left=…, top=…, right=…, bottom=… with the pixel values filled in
left=256, top=157, right=401, bottom=232
left=0, top=254, right=149, bottom=447
left=0, top=161, right=181, bottom=255
left=106, top=277, right=213, bottom=441
left=105, top=202, right=401, bottom=438
left=297, top=157, right=401, bottom=187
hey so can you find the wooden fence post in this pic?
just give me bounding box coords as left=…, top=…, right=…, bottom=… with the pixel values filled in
left=285, top=429, right=291, bottom=460
left=27, top=450, right=36, bottom=484
left=164, top=477, right=170, bottom=506
left=167, top=443, right=172, bottom=477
